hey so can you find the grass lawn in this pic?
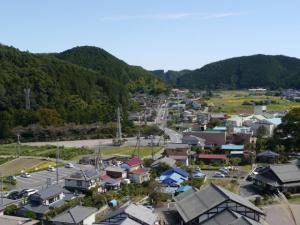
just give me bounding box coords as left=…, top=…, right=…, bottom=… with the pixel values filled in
left=101, top=146, right=162, bottom=158
left=288, top=195, right=300, bottom=202
left=207, top=179, right=240, bottom=194
left=207, top=90, right=300, bottom=114
left=0, top=144, right=93, bottom=160
left=25, top=160, right=64, bottom=173
left=0, top=158, right=43, bottom=176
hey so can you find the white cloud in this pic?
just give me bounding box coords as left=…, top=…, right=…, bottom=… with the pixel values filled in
left=203, top=12, right=242, bottom=19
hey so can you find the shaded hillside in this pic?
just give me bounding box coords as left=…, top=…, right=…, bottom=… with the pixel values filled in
left=151, top=69, right=191, bottom=85
left=55, top=46, right=167, bottom=94
left=0, top=44, right=129, bottom=139
left=177, top=55, right=300, bottom=89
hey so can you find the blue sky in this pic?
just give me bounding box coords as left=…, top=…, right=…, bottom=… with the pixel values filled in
left=1, top=0, right=300, bottom=70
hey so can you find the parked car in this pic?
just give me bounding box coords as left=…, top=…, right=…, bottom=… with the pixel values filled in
left=213, top=172, right=225, bottom=178
left=6, top=175, right=17, bottom=182
left=48, top=166, right=56, bottom=172
left=65, top=163, right=74, bottom=168
left=25, top=189, right=38, bottom=197
left=7, top=191, right=21, bottom=200
left=21, top=173, right=31, bottom=178
left=218, top=168, right=229, bottom=175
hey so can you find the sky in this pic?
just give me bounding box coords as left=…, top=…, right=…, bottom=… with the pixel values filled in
left=1, top=0, right=300, bottom=70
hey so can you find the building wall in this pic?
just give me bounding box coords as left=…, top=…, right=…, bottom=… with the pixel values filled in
left=83, top=213, right=96, bottom=225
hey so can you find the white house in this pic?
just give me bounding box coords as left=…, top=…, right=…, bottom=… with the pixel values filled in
left=51, top=206, right=98, bottom=225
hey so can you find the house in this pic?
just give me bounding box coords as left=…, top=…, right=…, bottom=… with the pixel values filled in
left=184, top=128, right=226, bottom=146
left=122, top=157, right=144, bottom=172
left=256, top=150, right=279, bottom=164
left=151, top=157, right=176, bottom=168
left=129, top=168, right=150, bottom=184
left=97, top=203, right=158, bottom=225
left=248, top=88, right=267, bottom=95
left=105, top=166, right=127, bottom=179
left=174, top=184, right=265, bottom=224
left=253, top=159, right=300, bottom=193
left=164, top=143, right=192, bottom=166
left=221, top=144, right=245, bottom=158
left=0, top=215, right=39, bottom=225
left=17, top=185, right=73, bottom=218
left=182, top=135, right=205, bottom=148
left=51, top=206, right=98, bottom=225
left=65, top=169, right=100, bottom=192
left=210, top=112, right=227, bottom=120
left=160, top=167, right=189, bottom=187
left=100, top=175, right=122, bottom=191
left=197, top=154, right=228, bottom=164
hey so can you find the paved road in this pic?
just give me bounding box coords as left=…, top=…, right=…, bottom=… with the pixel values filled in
left=24, top=136, right=162, bottom=150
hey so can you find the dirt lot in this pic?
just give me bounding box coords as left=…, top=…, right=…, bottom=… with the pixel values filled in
left=263, top=203, right=300, bottom=225
left=0, top=158, right=43, bottom=176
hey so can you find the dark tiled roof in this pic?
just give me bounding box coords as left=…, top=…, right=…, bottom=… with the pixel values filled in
left=175, top=184, right=263, bottom=223
left=51, top=206, right=97, bottom=223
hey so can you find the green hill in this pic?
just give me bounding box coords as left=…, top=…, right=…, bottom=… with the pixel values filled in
left=0, top=44, right=163, bottom=140
left=55, top=46, right=167, bottom=93
left=176, top=54, right=300, bottom=89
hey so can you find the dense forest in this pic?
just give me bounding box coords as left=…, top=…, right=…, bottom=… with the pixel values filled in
left=173, top=55, right=300, bottom=89
left=54, top=46, right=168, bottom=93
left=0, top=44, right=167, bottom=141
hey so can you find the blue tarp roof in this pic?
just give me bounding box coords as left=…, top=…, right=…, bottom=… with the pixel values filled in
left=176, top=185, right=192, bottom=193
left=221, top=144, right=244, bottom=150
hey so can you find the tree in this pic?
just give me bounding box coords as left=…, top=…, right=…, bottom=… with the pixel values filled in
left=37, top=108, right=63, bottom=127
left=0, top=111, right=13, bottom=139
left=272, top=107, right=300, bottom=152
left=256, top=126, right=267, bottom=138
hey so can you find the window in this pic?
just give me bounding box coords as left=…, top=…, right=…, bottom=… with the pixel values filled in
left=77, top=180, right=83, bottom=186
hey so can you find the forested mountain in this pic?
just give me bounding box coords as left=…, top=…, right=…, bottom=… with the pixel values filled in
left=151, top=69, right=191, bottom=85
left=55, top=46, right=167, bottom=93
left=0, top=44, right=166, bottom=140
left=176, top=55, right=300, bottom=89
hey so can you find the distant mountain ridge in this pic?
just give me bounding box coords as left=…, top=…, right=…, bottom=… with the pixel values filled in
left=167, top=54, right=300, bottom=89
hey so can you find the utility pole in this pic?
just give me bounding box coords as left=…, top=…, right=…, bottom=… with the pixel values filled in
left=151, top=135, right=154, bottom=160
left=0, top=172, right=3, bottom=206
left=56, top=142, right=60, bottom=185
left=116, top=107, right=122, bottom=142
left=24, top=88, right=31, bottom=110
left=17, top=134, right=21, bottom=158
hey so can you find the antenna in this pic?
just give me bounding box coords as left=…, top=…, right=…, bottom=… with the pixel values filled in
left=56, top=141, right=60, bottom=185
left=24, top=88, right=31, bottom=110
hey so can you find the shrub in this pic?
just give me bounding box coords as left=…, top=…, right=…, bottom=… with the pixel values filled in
left=4, top=205, right=17, bottom=216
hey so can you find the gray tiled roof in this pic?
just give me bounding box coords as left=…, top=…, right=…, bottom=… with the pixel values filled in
left=165, top=143, right=190, bottom=149
left=124, top=204, right=157, bottom=225
left=35, top=185, right=64, bottom=200
left=51, top=206, right=97, bottom=223
left=151, top=157, right=176, bottom=167
left=175, top=184, right=263, bottom=223
left=120, top=217, right=142, bottom=225
left=270, top=164, right=300, bottom=183
left=201, top=209, right=262, bottom=225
